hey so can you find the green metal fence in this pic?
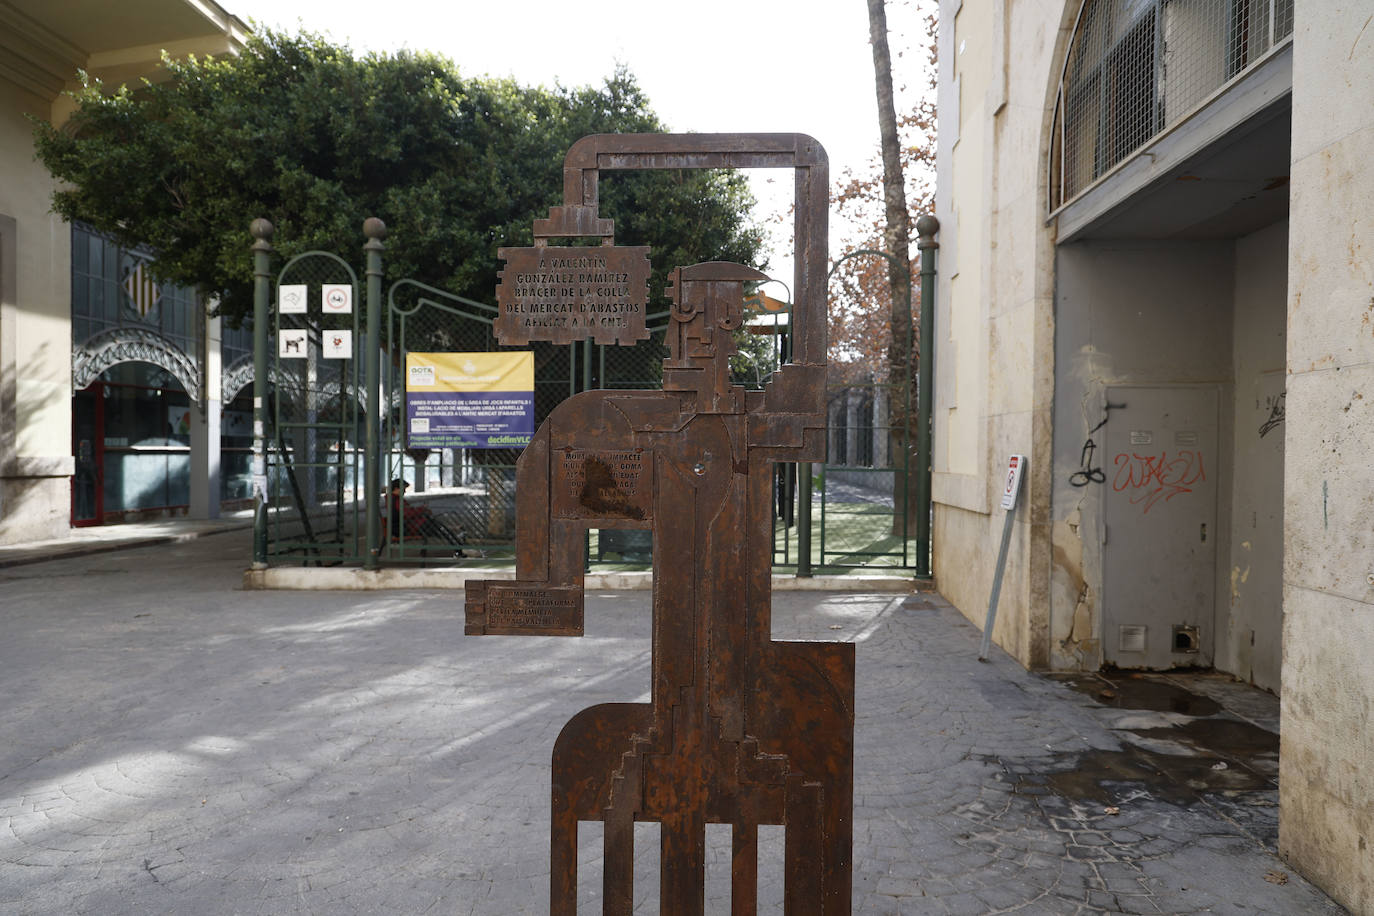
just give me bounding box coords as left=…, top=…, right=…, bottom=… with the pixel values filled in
left=378, top=278, right=681, bottom=567
left=817, top=380, right=913, bottom=569
left=250, top=222, right=926, bottom=575
left=768, top=380, right=916, bottom=572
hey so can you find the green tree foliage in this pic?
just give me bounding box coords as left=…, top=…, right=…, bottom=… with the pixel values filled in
left=34, top=30, right=763, bottom=326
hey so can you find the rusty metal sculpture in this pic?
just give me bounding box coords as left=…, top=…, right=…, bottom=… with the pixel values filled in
left=466, top=134, right=852, bottom=914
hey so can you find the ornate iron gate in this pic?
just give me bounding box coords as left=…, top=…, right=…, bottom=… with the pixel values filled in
left=261, top=251, right=366, bottom=564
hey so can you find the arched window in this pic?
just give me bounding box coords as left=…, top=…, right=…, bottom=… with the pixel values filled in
left=1049, top=0, right=1294, bottom=210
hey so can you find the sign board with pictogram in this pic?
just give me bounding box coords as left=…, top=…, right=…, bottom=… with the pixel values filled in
left=1002, top=454, right=1027, bottom=509
left=321, top=283, right=352, bottom=314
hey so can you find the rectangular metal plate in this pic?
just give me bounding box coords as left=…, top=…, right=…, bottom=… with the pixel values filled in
left=1119, top=624, right=1148, bottom=653
left=495, top=246, right=652, bottom=345
left=552, top=448, right=653, bottom=521
left=484, top=584, right=583, bottom=634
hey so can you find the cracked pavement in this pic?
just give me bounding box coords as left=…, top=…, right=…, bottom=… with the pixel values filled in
left=0, top=530, right=1346, bottom=913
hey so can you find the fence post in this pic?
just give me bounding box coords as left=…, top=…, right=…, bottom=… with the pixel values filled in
left=250, top=219, right=273, bottom=567
left=363, top=218, right=387, bottom=570
left=915, top=214, right=940, bottom=580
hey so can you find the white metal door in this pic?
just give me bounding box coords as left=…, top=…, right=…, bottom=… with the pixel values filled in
left=1103, top=386, right=1218, bottom=668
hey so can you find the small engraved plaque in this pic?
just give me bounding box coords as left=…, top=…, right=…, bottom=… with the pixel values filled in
left=1129, top=430, right=1153, bottom=446
left=496, top=246, right=652, bottom=345
left=486, top=585, right=583, bottom=634
left=1174, top=430, right=1199, bottom=446
left=552, top=448, right=653, bottom=521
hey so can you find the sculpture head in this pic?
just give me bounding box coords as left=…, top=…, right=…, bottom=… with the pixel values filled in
left=664, top=261, right=769, bottom=372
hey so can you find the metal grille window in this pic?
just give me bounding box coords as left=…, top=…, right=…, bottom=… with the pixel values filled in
left=1050, top=0, right=1294, bottom=209
left=71, top=223, right=202, bottom=355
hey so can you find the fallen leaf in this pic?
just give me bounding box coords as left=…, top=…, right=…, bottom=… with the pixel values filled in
left=1263, top=871, right=1288, bottom=885
left=1104, top=806, right=1120, bottom=815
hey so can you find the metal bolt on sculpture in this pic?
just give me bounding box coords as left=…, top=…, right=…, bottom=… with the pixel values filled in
left=465, top=133, right=853, bottom=914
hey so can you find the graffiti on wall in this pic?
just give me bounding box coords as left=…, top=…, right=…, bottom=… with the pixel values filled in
left=1111, top=451, right=1206, bottom=513
left=1258, top=391, right=1285, bottom=438
left=1070, top=439, right=1106, bottom=486
left=1069, top=401, right=1126, bottom=487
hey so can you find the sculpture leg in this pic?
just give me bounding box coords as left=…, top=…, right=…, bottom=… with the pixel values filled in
left=731, top=821, right=758, bottom=915
left=660, top=809, right=705, bottom=916
left=549, top=702, right=651, bottom=914
left=549, top=797, right=578, bottom=916
left=603, top=800, right=634, bottom=915
left=784, top=776, right=824, bottom=912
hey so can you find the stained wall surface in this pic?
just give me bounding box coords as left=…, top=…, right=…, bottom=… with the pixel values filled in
left=931, top=0, right=1065, bottom=668
left=0, top=78, right=75, bottom=544
left=1050, top=239, right=1235, bottom=671
left=1277, top=5, right=1374, bottom=912
left=1048, top=226, right=1287, bottom=686
left=1225, top=221, right=1286, bottom=691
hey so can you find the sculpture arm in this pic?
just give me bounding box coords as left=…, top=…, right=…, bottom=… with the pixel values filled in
left=464, top=391, right=655, bottom=637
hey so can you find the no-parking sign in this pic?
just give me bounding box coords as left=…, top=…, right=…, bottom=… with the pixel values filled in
left=1001, top=454, right=1027, bottom=510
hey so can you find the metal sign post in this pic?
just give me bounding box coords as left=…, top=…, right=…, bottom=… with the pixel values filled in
left=249, top=219, right=273, bottom=568
left=979, top=454, right=1027, bottom=661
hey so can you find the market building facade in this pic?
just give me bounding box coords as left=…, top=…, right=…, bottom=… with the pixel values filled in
left=932, top=0, right=1371, bottom=908
left=0, top=0, right=248, bottom=543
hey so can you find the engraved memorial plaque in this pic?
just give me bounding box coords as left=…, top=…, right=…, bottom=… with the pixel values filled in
left=495, top=246, right=652, bottom=345
left=483, top=584, right=583, bottom=635
left=551, top=447, right=652, bottom=522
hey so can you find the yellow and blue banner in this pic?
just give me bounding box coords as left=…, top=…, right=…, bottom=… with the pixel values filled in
left=405, top=352, right=534, bottom=449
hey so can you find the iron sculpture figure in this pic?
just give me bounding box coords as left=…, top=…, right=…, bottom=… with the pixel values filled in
left=465, top=134, right=852, bottom=914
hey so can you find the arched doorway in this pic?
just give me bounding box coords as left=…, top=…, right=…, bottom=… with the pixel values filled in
left=72, top=361, right=195, bottom=525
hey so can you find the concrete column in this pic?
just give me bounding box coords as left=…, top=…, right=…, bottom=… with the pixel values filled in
left=845, top=388, right=862, bottom=467
left=872, top=384, right=890, bottom=468
left=189, top=310, right=221, bottom=519
left=827, top=395, right=843, bottom=465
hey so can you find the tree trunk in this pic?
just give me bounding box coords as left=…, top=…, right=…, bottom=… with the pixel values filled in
left=866, top=0, right=916, bottom=534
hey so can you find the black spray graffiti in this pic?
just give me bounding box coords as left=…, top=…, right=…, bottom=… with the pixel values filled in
left=1069, top=401, right=1126, bottom=487
left=1258, top=391, right=1285, bottom=438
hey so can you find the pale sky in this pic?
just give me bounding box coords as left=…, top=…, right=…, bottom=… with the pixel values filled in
left=224, top=0, right=930, bottom=292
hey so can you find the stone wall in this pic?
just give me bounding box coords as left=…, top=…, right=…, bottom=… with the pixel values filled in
left=1277, top=6, right=1374, bottom=911
left=0, top=79, right=74, bottom=544
left=930, top=0, right=1067, bottom=669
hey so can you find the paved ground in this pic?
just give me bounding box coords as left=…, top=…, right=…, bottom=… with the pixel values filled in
left=0, top=515, right=253, bottom=569
left=0, top=528, right=1346, bottom=914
